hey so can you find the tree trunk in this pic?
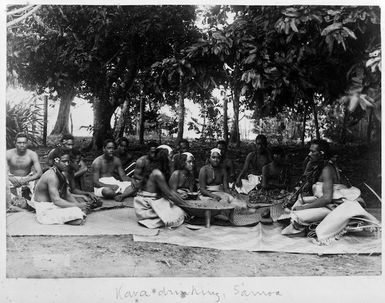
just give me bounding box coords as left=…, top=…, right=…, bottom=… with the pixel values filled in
left=230, top=84, right=240, bottom=147
left=91, top=96, right=115, bottom=150
left=43, top=95, right=48, bottom=146
left=310, top=98, right=320, bottom=140
left=139, top=97, right=145, bottom=145
left=340, top=107, right=349, bottom=143
left=70, top=112, right=73, bottom=134
left=301, top=106, right=307, bottom=147
left=176, top=77, right=185, bottom=143
left=114, top=99, right=130, bottom=139
left=223, top=93, right=229, bottom=144
left=367, top=108, right=373, bottom=145
left=201, top=103, right=207, bottom=140
left=50, top=88, right=76, bottom=135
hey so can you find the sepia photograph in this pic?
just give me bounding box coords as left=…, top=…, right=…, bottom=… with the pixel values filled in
left=2, top=1, right=383, bottom=302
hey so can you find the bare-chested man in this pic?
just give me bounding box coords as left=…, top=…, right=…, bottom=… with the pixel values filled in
left=46, top=134, right=88, bottom=188
left=6, top=133, right=42, bottom=203
left=261, top=147, right=289, bottom=190
left=115, top=137, right=134, bottom=172
left=132, top=141, right=159, bottom=189
left=33, top=148, right=87, bottom=225
left=216, top=140, right=236, bottom=183
left=92, top=139, right=136, bottom=201
left=234, top=134, right=272, bottom=194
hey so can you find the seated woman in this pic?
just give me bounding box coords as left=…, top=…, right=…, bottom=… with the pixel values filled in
left=169, top=152, right=197, bottom=199
left=134, top=145, right=186, bottom=229
left=199, top=148, right=246, bottom=209
left=281, top=139, right=378, bottom=244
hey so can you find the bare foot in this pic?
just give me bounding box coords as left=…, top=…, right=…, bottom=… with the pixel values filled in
left=114, top=194, right=124, bottom=202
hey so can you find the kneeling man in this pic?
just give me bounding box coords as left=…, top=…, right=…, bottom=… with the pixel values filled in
left=32, top=149, right=87, bottom=225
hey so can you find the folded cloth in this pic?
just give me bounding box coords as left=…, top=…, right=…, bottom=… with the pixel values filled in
left=312, top=182, right=361, bottom=201
left=289, top=183, right=363, bottom=225
left=314, top=201, right=380, bottom=245
left=29, top=198, right=86, bottom=225
left=234, top=174, right=261, bottom=194
left=134, top=191, right=186, bottom=229
left=204, top=186, right=247, bottom=209
left=94, top=177, right=132, bottom=197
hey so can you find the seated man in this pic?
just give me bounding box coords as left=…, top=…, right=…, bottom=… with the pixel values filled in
left=235, top=134, right=272, bottom=194
left=70, top=148, right=88, bottom=190
left=199, top=148, right=246, bottom=209
left=115, top=137, right=134, bottom=175
left=281, top=139, right=377, bottom=242
left=169, top=152, right=197, bottom=199
left=63, top=149, right=102, bottom=209
left=248, top=147, right=290, bottom=208
left=261, top=147, right=289, bottom=190
left=134, top=145, right=186, bottom=229
left=132, top=141, right=163, bottom=189
left=217, top=140, right=236, bottom=184
left=92, top=139, right=136, bottom=201
left=6, top=133, right=43, bottom=207
left=46, top=134, right=87, bottom=188
left=32, top=149, right=87, bottom=225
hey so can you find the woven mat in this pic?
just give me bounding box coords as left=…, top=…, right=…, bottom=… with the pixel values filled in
left=270, top=205, right=382, bottom=223
left=95, top=197, right=134, bottom=209
left=134, top=208, right=382, bottom=254
left=270, top=203, right=291, bottom=222
left=7, top=207, right=158, bottom=237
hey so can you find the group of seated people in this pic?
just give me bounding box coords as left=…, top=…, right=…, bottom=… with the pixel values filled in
left=6, top=132, right=379, bottom=244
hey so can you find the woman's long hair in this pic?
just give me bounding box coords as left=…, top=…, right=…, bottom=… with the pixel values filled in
left=175, top=153, right=196, bottom=171
left=142, top=148, right=171, bottom=184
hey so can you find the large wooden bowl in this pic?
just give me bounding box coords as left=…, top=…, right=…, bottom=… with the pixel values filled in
left=180, top=199, right=235, bottom=228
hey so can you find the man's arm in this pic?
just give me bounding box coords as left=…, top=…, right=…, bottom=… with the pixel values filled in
left=235, top=153, right=252, bottom=186
left=293, top=167, right=334, bottom=210
left=261, top=165, right=269, bottom=189
left=168, top=171, right=180, bottom=191
left=227, top=159, right=236, bottom=182
left=47, top=173, right=81, bottom=208
left=199, top=167, right=221, bottom=200
left=74, top=159, right=88, bottom=178
left=222, top=168, right=230, bottom=194
left=153, top=170, right=187, bottom=207
left=133, top=158, right=146, bottom=181
left=116, top=158, right=133, bottom=182
left=26, top=151, right=43, bottom=182
left=68, top=175, right=97, bottom=200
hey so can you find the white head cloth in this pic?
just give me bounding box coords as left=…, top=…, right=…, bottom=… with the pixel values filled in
left=182, top=152, right=194, bottom=159
left=210, top=148, right=221, bottom=156
left=156, top=144, right=173, bottom=155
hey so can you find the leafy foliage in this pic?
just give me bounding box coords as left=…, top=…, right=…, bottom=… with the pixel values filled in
left=187, top=96, right=223, bottom=140
left=6, top=97, right=43, bottom=148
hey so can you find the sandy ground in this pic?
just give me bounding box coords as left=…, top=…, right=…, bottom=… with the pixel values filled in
left=6, top=234, right=381, bottom=278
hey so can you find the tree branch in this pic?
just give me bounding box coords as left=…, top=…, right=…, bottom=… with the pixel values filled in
left=7, top=5, right=41, bottom=28
left=7, top=4, right=34, bottom=16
